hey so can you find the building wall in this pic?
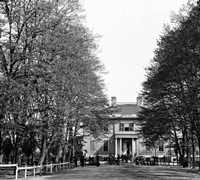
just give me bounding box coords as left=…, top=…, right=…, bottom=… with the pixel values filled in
left=83, top=118, right=140, bottom=158
left=83, top=124, right=115, bottom=157
left=83, top=119, right=173, bottom=159
left=137, top=138, right=176, bottom=161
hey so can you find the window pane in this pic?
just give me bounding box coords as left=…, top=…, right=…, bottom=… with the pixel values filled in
left=119, top=123, right=124, bottom=131
left=159, top=140, right=164, bottom=151
left=103, top=140, right=108, bottom=151
left=125, top=127, right=129, bottom=131
left=129, top=123, right=134, bottom=131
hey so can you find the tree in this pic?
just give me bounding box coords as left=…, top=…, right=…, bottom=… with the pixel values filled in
left=140, top=0, right=200, bottom=168
left=0, top=0, right=112, bottom=165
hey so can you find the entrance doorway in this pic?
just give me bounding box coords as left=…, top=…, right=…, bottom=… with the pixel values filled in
left=122, top=138, right=132, bottom=155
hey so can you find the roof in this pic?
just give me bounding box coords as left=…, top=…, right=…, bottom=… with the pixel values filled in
left=113, top=103, right=142, bottom=119
left=117, top=104, right=141, bottom=115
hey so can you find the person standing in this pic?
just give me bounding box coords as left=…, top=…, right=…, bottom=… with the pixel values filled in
left=96, top=153, right=100, bottom=167
left=80, top=154, right=84, bottom=167
left=73, top=156, right=78, bottom=167
left=117, top=154, right=120, bottom=165
left=109, top=153, right=112, bottom=165
left=84, top=152, right=87, bottom=166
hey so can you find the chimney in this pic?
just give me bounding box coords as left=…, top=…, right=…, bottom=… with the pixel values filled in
left=136, top=96, right=143, bottom=106
left=111, top=97, right=117, bottom=106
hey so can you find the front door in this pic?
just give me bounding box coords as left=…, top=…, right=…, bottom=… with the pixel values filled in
left=122, top=139, right=132, bottom=155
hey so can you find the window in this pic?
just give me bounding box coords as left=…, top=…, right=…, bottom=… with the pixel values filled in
left=159, top=140, right=164, bottom=151
left=90, top=140, right=95, bottom=151
left=68, top=127, right=73, bottom=137
left=129, top=123, right=134, bottom=131
left=119, top=123, right=134, bottom=131
left=119, top=123, right=124, bottom=131
left=196, top=149, right=199, bottom=156
left=125, top=127, right=129, bottom=131
left=103, top=140, right=109, bottom=151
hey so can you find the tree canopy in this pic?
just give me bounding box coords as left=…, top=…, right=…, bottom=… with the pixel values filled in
left=0, top=0, right=111, bottom=165
left=139, top=0, right=200, bottom=167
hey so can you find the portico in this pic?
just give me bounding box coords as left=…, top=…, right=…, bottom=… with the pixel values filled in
left=114, top=134, right=139, bottom=157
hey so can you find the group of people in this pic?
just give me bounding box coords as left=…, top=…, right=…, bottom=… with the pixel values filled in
left=109, top=153, right=120, bottom=165
left=72, top=154, right=86, bottom=167
left=73, top=153, right=100, bottom=167
left=73, top=152, right=121, bottom=167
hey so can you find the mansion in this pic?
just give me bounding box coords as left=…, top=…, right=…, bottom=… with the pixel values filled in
left=83, top=97, right=175, bottom=161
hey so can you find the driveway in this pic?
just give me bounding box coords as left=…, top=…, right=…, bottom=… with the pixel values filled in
left=24, top=164, right=200, bottom=180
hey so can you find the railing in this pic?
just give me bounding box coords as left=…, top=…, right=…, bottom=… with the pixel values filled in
left=0, top=163, right=18, bottom=168
left=0, top=162, right=74, bottom=180
left=115, top=131, right=137, bottom=134
left=0, top=164, right=18, bottom=179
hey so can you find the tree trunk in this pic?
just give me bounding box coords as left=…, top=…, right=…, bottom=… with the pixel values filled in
left=62, top=145, right=67, bottom=162
left=55, top=143, right=62, bottom=163
left=38, top=136, right=47, bottom=165
left=38, top=133, right=56, bottom=165
left=0, top=131, right=3, bottom=163
left=198, top=140, right=200, bottom=171
left=173, top=126, right=184, bottom=165
left=192, top=133, right=195, bottom=169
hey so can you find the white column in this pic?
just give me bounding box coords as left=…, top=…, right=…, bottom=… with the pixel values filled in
left=132, top=138, right=135, bottom=163
left=119, top=138, right=122, bottom=155
left=115, top=138, right=117, bottom=157
left=135, top=139, right=138, bottom=156
left=132, top=138, right=135, bottom=156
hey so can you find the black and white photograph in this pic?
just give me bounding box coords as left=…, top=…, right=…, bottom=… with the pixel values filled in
left=0, top=0, right=200, bottom=179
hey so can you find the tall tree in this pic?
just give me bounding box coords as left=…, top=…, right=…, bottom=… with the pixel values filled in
left=139, top=0, right=200, bottom=168
left=0, top=0, right=112, bottom=165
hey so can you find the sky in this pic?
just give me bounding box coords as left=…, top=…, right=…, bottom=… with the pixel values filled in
left=81, top=0, right=189, bottom=103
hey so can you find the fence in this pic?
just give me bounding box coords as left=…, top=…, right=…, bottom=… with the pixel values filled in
left=0, top=162, right=74, bottom=180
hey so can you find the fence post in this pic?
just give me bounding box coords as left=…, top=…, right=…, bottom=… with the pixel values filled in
left=50, top=162, right=53, bottom=174
left=15, top=164, right=18, bottom=180
left=33, top=164, right=35, bottom=177
left=40, top=164, right=42, bottom=176
left=25, top=164, right=27, bottom=178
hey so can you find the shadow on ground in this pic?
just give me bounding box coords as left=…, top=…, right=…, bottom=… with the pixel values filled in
left=35, top=164, right=200, bottom=180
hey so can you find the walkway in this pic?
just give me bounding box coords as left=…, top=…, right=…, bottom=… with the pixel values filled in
left=24, top=164, right=200, bottom=180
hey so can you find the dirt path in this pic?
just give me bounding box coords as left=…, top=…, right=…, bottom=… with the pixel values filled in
left=24, top=164, right=200, bottom=180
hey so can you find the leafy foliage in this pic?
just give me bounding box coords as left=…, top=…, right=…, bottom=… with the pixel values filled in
left=139, top=0, right=200, bottom=167
left=0, top=0, right=111, bottom=165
